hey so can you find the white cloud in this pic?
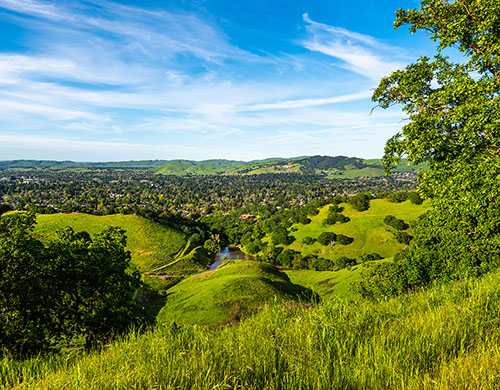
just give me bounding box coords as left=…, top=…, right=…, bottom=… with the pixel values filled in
left=302, top=13, right=405, bottom=80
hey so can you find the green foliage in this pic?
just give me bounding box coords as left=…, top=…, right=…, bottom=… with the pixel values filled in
left=336, top=234, right=354, bottom=245
left=317, top=231, right=337, bottom=246
left=357, top=253, right=383, bottom=263
left=311, top=257, right=334, bottom=271
left=408, top=192, right=423, bottom=205
left=0, top=213, right=143, bottom=356
left=348, top=193, right=371, bottom=211
left=271, top=227, right=295, bottom=246
left=302, top=236, right=316, bottom=245
left=393, top=231, right=413, bottom=245
left=383, top=215, right=409, bottom=230
left=334, top=256, right=357, bottom=270
left=368, top=0, right=500, bottom=296
left=276, top=249, right=300, bottom=268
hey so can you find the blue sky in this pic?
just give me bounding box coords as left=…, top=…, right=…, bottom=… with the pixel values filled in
left=0, top=0, right=434, bottom=161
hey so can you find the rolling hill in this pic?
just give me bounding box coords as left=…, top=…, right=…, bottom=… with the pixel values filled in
left=33, top=213, right=190, bottom=272
left=0, top=155, right=426, bottom=177
left=258, top=198, right=431, bottom=262
left=156, top=260, right=314, bottom=327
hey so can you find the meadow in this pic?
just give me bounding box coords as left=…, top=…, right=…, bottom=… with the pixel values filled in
left=282, top=198, right=431, bottom=260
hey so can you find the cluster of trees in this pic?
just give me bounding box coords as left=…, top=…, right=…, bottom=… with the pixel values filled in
left=323, top=204, right=350, bottom=225
left=0, top=212, right=144, bottom=357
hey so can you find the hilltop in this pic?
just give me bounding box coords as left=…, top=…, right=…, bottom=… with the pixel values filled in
left=157, top=260, right=314, bottom=327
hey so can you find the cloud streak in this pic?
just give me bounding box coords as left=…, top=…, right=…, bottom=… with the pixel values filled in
left=301, top=13, right=404, bottom=80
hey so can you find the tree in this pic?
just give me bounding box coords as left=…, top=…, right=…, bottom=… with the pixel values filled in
left=0, top=213, right=143, bottom=356
left=317, top=232, right=337, bottom=246
left=348, top=193, right=370, bottom=212
left=365, top=0, right=500, bottom=296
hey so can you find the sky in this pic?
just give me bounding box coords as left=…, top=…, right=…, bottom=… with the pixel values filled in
left=0, top=0, right=436, bottom=162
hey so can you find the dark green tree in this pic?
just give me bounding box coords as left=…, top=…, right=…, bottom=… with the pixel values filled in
left=0, top=213, right=143, bottom=356
left=363, top=0, right=500, bottom=297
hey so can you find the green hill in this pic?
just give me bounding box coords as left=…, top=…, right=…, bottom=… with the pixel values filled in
left=33, top=213, right=188, bottom=272
left=157, top=260, right=314, bottom=327
left=275, top=199, right=431, bottom=261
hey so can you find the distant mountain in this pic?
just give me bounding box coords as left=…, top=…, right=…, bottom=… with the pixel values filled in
left=0, top=158, right=252, bottom=169
left=0, top=156, right=426, bottom=177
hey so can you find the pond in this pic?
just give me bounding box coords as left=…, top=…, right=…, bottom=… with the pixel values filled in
left=209, top=247, right=255, bottom=270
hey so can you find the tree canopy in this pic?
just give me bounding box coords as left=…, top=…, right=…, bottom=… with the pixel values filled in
left=0, top=213, right=144, bottom=356
left=362, top=0, right=500, bottom=297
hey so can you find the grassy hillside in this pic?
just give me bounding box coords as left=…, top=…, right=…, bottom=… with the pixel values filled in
left=4, top=268, right=500, bottom=389
left=152, top=155, right=426, bottom=177
left=281, top=199, right=430, bottom=261
left=157, top=260, right=313, bottom=327
left=34, top=213, right=188, bottom=272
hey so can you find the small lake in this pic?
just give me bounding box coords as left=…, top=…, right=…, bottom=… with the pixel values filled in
left=209, top=247, right=255, bottom=270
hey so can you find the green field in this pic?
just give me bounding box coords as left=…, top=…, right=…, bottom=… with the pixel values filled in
left=281, top=199, right=431, bottom=260
left=34, top=213, right=188, bottom=272
left=157, top=260, right=313, bottom=327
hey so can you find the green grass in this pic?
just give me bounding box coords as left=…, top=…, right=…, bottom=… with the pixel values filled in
left=4, top=268, right=500, bottom=389
left=284, top=258, right=393, bottom=300
left=156, top=260, right=313, bottom=327
left=283, top=199, right=431, bottom=261
left=34, top=213, right=188, bottom=272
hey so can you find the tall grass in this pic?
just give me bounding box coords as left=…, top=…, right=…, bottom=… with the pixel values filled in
left=3, top=270, right=500, bottom=389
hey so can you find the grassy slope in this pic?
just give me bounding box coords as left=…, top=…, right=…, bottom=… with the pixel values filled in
left=282, top=199, right=431, bottom=260
left=157, top=260, right=313, bottom=327
left=284, top=258, right=393, bottom=300
left=34, top=213, right=187, bottom=272
left=5, top=268, right=500, bottom=389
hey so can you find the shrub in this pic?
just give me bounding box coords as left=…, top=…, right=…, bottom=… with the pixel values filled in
left=302, top=236, right=316, bottom=245
left=384, top=215, right=409, bottom=230
left=317, top=232, right=337, bottom=246
left=348, top=193, right=370, bottom=211
left=336, top=234, right=354, bottom=245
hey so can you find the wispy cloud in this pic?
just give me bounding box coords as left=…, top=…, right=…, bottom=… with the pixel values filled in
left=0, top=0, right=410, bottom=160
left=301, top=13, right=404, bottom=80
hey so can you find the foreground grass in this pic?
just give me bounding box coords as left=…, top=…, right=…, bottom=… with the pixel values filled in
left=3, top=269, right=500, bottom=389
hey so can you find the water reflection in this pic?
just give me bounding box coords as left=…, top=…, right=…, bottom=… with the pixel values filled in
left=209, top=247, right=254, bottom=270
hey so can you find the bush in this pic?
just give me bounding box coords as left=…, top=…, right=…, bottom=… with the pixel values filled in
left=276, top=249, right=300, bottom=268
left=408, top=192, right=423, bottom=205
left=302, top=236, right=316, bottom=245
left=336, top=234, right=354, bottom=245
left=386, top=192, right=408, bottom=203
left=357, top=253, right=383, bottom=263
left=394, top=231, right=413, bottom=245
left=334, top=256, right=357, bottom=270
left=317, top=232, right=337, bottom=246
left=348, top=193, right=370, bottom=212
left=312, top=257, right=334, bottom=271
left=384, top=215, right=409, bottom=230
